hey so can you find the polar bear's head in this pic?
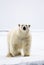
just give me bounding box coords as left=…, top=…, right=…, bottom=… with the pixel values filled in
left=18, top=24, right=31, bottom=34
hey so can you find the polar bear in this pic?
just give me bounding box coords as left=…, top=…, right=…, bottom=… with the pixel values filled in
left=7, top=24, right=32, bottom=57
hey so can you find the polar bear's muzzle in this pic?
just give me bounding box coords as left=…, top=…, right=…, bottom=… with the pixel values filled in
left=23, top=26, right=26, bottom=30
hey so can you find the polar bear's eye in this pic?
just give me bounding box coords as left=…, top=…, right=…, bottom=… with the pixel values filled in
left=22, top=25, right=23, bottom=26
left=26, top=25, right=27, bottom=26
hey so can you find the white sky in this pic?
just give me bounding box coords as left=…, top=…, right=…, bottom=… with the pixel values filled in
left=0, top=0, right=44, bottom=31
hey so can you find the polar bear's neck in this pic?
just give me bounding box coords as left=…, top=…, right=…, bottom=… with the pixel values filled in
left=17, top=29, right=29, bottom=39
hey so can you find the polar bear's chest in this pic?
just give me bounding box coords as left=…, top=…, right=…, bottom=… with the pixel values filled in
left=13, top=36, right=29, bottom=49
left=17, top=38, right=26, bottom=48
left=17, top=37, right=27, bottom=45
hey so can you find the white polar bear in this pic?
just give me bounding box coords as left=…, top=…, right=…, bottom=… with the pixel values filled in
left=7, top=24, right=32, bottom=57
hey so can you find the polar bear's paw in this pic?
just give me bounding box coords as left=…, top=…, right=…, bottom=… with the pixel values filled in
left=15, top=52, right=21, bottom=56
left=24, top=53, right=30, bottom=57
left=6, top=53, right=13, bottom=57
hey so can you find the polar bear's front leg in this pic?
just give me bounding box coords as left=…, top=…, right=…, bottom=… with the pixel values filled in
left=13, top=44, right=21, bottom=56
left=24, top=48, right=30, bottom=56
left=6, top=43, right=14, bottom=57
left=23, top=43, right=30, bottom=56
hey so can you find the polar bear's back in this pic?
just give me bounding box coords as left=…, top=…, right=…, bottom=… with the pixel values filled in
left=7, top=29, right=18, bottom=45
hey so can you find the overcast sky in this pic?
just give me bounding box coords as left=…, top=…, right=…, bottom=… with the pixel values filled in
left=0, top=0, right=44, bottom=31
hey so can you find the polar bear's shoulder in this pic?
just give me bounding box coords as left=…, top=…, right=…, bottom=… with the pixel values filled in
left=8, top=29, right=18, bottom=35
left=7, top=29, right=18, bottom=39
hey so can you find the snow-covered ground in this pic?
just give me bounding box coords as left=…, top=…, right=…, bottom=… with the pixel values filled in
left=0, top=31, right=44, bottom=64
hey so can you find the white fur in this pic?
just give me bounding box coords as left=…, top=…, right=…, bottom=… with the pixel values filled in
left=7, top=25, right=32, bottom=57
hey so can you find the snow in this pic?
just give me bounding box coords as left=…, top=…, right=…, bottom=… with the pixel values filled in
left=0, top=31, right=44, bottom=64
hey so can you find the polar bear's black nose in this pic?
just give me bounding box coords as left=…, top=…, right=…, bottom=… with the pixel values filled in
left=23, top=26, right=26, bottom=30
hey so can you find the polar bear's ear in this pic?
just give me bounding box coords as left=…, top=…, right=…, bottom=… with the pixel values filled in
left=28, top=25, right=31, bottom=27
left=18, top=24, right=20, bottom=27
